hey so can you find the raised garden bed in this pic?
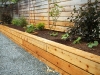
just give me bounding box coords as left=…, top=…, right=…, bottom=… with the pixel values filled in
left=0, top=25, right=100, bottom=75
left=4, top=24, right=100, bottom=56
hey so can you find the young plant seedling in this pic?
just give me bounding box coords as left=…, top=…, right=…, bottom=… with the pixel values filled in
left=61, top=33, right=69, bottom=40
left=87, top=41, right=99, bottom=48
left=73, top=37, right=81, bottom=44
left=50, top=32, right=58, bottom=37
left=25, top=24, right=36, bottom=33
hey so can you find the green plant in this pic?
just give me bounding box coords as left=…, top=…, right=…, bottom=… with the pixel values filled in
left=11, top=18, right=20, bottom=26
left=36, top=23, right=45, bottom=30
left=67, top=0, right=100, bottom=42
left=25, top=24, right=36, bottom=33
left=48, top=0, right=63, bottom=36
left=50, top=32, right=58, bottom=37
left=19, top=17, right=28, bottom=27
left=49, top=0, right=62, bottom=30
left=61, top=33, right=69, bottom=40
left=73, top=37, right=81, bottom=44
left=1, top=13, right=12, bottom=24
left=11, top=0, right=19, bottom=3
left=12, top=17, right=28, bottom=27
left=87, top=41, right=99, bottom=48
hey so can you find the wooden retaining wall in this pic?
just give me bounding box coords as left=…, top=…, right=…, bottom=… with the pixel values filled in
left=0, top=25, right=100, bottom=75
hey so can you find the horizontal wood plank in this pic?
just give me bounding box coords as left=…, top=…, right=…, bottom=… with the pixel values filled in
left=23, top=40, right=91, bottom=75
left=1, top=25, right=100, bottom=75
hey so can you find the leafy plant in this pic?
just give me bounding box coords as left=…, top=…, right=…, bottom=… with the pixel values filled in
left=73, top=37, right=81, bottom=44
left=11, top=17, right=28, bottom=27
left=11, top=18, right=20, bottom=26
left=61, top=33, right=69, bottom=40
left=36, top=23, right=45, bottom=30
left=50, top=32, right=58, bottom=37
left=48, top=0, right=63, bottom=36
left=49, top=0, right=62, bottom=30
left=11, top=0, right=19, bottom=3
left=67, top=0, right=100, bottom=42
left=87, top=41, right=99, bottom=48
left=1, top=13, right=12, bottom=24
left=25, top=24, right=36, bottom=33
left=19, top=17, right=28, bottom=27
left=12, top=17, right=28, bottom=27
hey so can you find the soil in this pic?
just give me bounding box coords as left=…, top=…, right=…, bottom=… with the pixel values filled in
left=5, top=24, right=100, bottom=56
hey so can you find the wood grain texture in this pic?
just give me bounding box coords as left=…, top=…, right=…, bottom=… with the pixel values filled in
left=18, top=0, right=91, bottom=32
left=0, top=25, right=100, bottom=75
left=18, top=0, right=100, bottom=32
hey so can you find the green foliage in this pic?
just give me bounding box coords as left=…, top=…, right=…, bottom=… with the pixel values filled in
left=12, top=17, right=28, bottom=27
left=25, top=24, right=36, bottom=33
left=36, top=23, right=45, bottom=30
left=87, top=41, right=99, bottom=48
left=11, top=18, right=20, bottom=26
left=73, top=37, right=81, bottom=44
left=49, top=1, right=62, bottom=30
left=1, top=13, right=12, bottom=24
left=67, top=0, right=100, bottom=42
left=49, top=4, right=62, bottom=18
left=25, top=22, right=45, bottom=33
left=19, top=17, right=28, bottom=27
left=50, top=32, right=58, bottom=37
left=61, top=33, right=69, bottom=40
left=49, top=1, right=63, bottom=37
left=11, top=0, right=19, bottom=3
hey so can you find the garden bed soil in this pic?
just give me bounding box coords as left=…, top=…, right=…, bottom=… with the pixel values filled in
left=5, top=24, right=100, bottom=56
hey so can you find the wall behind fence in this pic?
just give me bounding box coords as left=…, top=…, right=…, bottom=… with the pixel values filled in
left=18, top=0, right=99, bottom=32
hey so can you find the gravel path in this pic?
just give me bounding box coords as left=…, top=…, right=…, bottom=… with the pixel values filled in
left=0, top=32, right=60, bottom=75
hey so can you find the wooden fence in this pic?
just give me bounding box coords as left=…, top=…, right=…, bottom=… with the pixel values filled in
left=18, top=0, right=100, bottom=32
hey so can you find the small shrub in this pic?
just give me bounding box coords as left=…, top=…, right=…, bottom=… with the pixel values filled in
left=19, top=17, right=28, bottom=27
left=49, top=2, right=63, bottom=30
left=1, top=13, right=12, bottom=24
left=36, top=23, right=45, bottom=30
left=67, top=0, right=100, bottom=42
left=25, top=24, right=36, bottom=33
left=12, top=17, right=28, bottom=27
left=11, top=18, right=20, bottom=26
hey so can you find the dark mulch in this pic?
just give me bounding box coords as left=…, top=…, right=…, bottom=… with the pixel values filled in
left=5, top=24, right=100, bottom=56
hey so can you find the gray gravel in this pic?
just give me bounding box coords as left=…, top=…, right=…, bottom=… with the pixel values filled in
left=0, top=32, right=60, bottom=75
